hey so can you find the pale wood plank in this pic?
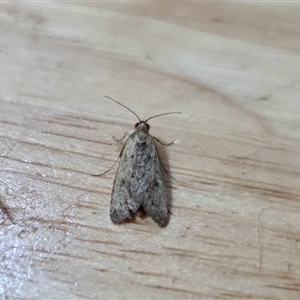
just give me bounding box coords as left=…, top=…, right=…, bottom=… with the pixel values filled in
left=1, top=2, right=300, bottom=299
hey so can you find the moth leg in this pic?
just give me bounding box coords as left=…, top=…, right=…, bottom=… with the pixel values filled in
left=92, top=144, right=125, bottom=176
left=153, top=143, right=170, bottom=176
left=151, top=136, right=174, bottom=175
left=152, top=136, right=175, bottom=147
left=113, top=133, right=129, bottom=144
left=92, top=157, right=120, bottom=177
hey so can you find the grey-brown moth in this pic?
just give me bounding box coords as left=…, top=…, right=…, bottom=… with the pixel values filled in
left=104, top=96, right=180, bottom=227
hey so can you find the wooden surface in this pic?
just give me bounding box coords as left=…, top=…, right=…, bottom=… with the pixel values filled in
left=1, top=2, right=300, bottom=299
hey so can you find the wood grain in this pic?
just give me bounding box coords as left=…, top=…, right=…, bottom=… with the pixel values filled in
left=1, top=2, right=300, bottom=299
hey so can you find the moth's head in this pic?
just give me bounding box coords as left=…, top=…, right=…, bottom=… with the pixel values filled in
left=134, top=121, right=150, bottom=132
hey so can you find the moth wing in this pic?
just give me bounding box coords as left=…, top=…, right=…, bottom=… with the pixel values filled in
left=110, top=139, right=141, bottom=223
left=142, top=145, right=169, bottom=227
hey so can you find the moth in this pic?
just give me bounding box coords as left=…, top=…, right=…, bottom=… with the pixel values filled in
left=103, top=96, right=180, bottom=227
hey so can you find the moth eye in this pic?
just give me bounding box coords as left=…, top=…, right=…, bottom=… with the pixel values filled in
left=145, top=123, right=150, bottom=130
left=134, top=122, right=139, bottom=128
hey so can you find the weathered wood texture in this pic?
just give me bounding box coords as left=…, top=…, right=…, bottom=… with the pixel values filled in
left=1, top=2, right=300, bottom=299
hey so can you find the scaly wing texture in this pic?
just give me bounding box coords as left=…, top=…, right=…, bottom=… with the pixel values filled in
left=142, top=143, right=168, bottom=227
left=110, top=131, right=168, bottom=226
left=110, top=137, right=141, bottom=223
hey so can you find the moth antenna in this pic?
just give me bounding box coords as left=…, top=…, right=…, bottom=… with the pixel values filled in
left=104, top=95, right=141, bottom=122
left=145, top=112, right=182, bottom=123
